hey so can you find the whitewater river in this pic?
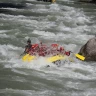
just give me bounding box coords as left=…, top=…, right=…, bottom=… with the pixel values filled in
left=0, top=0, right=96, bottom=96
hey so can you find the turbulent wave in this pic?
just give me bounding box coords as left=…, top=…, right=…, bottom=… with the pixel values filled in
left=0, top=0, right=96, bottom=96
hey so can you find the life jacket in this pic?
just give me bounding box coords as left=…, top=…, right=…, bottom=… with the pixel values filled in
left=60, top=47, right=64, bottom=51
left=27, top=44, right=39, bottom=55
left=51, top=44, right=58, bottom=52
left=39, top=51, right=45, bottom=56
left=39, top=44, right=47, bottom=56
left=40, top=46, right=47, bottom=51
left=65, top=51, right=70, bottom=56
left=32, top=44, right=39, bottom=52
left=32, top=44, right=39, bottom=49
left=51, top=44, right=58, bottom=48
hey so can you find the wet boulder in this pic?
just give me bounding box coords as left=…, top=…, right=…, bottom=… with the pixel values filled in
left=79, top=37, right=96, bottom=61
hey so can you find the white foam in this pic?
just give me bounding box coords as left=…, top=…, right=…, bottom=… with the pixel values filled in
left=4, top=56, right=51, bottom=69
left=0, top=0, right=95, bottom=85
left=0, top=44, right=22, bottom=59
left=0, top=30, right=9, bottom=33
left=32, top=30, right=55, bottom=37
left=49, top=3, right=60, bottom=11
left=0, top=34, right=9, bottom=38
left=0, top=88, right=54, bottom=96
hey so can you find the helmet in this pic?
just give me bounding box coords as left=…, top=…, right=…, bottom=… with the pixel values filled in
left=27, top=39, right=31, bottom=43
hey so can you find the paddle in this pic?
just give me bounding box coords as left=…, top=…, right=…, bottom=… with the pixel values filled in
left=70, top=51, right=85, bottom=61
left=75, top=53, right=85, bottom=61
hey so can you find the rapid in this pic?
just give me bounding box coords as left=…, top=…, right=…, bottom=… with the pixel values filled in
left=0, top=0, right=96, bottom=96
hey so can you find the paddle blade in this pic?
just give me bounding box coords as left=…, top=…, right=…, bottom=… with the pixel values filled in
left=75, top=54, right=85, bottom=61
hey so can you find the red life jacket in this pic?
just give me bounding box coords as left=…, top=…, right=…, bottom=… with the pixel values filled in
left=51, top=44, right=58, bottom=48
left=39, top=51, right=45, bottom=56
left=32, top=44, right=39, bottom=49
left=65, top=51, right=70, bottom=56
left=27, top=44, right=39, bottom=55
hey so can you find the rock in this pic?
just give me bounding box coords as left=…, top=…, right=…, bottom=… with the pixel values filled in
left=79, top=37, right=96, bottom=61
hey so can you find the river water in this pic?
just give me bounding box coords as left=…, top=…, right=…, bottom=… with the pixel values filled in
left=0, top=0, right=96, bottom=96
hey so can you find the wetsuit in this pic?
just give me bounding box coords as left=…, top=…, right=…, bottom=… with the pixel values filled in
left=24, top=44, right=32, bottom=54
